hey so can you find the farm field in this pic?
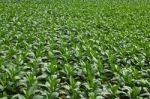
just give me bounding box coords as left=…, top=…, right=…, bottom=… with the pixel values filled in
left=0, top=0, right=150, bottom=99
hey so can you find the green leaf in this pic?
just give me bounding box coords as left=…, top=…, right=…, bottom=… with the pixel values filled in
left=33, top=95, right=44, bottom=99
left=50, top=92, right=59, bottom=99
left=11, top=94, right=25, bottom=99
left=0, top=85, right=4, bottom=91
left=0, top=97, right=8, bottom=99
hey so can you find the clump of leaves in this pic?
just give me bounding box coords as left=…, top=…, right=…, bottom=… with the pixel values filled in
left=0, top=0, right=150, bottom=98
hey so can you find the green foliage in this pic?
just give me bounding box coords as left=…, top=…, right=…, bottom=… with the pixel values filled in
left=0, top=0, right=150, bottom=98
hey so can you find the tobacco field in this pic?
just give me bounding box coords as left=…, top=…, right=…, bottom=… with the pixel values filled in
left=0, top=0, right=150, bottom=99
